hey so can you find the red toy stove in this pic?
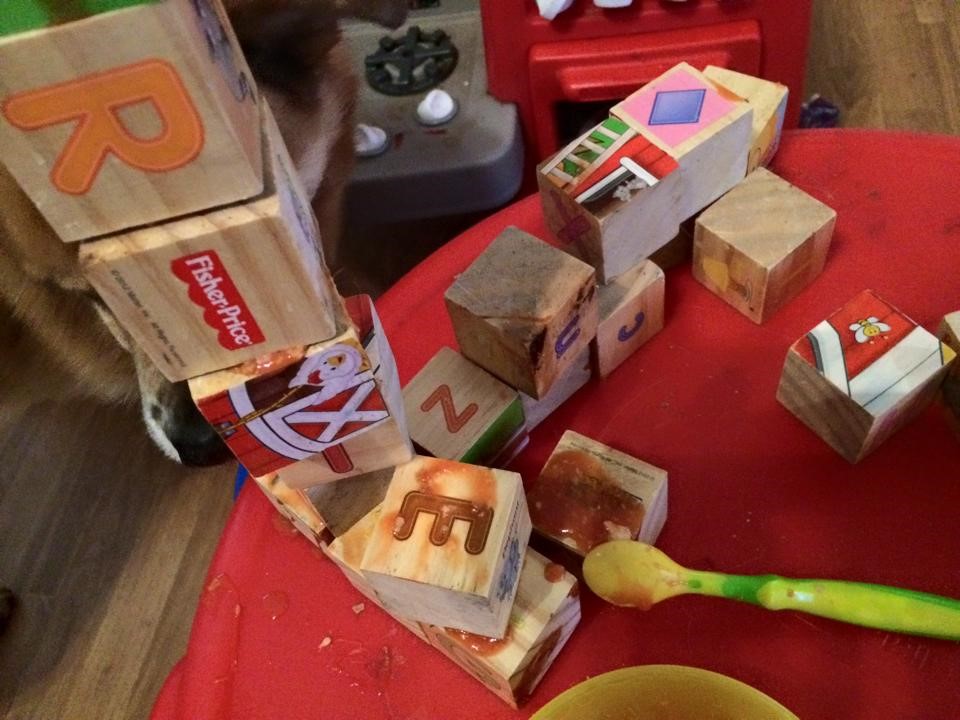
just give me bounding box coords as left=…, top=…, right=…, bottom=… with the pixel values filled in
left=480, top=0, right=813, bottom=169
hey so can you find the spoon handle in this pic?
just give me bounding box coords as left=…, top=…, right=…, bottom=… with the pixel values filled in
left=687, top=571, right=960, bottom=641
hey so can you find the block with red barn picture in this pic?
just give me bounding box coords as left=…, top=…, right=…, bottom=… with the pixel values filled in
left=188, top=294, right=411, bottom=479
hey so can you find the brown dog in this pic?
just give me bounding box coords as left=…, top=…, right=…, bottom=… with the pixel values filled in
left=0, top=0, right=407, bottom=467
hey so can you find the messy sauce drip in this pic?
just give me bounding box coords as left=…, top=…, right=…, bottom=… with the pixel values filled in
left=527, top=450, right=645, bottom=554
left=544, top=563, right=566, bottom=583
left=446, top=626, right=511, bottom=657
left=237, top=346, right=306, bottom=376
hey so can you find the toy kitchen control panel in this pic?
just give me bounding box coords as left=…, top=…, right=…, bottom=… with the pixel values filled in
left=343, top=0, right=523, bottom=224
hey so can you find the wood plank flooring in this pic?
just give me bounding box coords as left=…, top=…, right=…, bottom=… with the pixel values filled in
left=1, top=3, right=958, bottom=718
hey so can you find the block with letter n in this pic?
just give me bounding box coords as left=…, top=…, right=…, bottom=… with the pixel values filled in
left=359, top=456, right=531, bottom=638
left=81, top=102, right=339, bottom=381
left=0, top=0, right=261, bottom=240
left=402, top=346, right=524, bottom=465
left=777, top=290, right=956, bottom=463
left=189, top=299, right=409, bottom=478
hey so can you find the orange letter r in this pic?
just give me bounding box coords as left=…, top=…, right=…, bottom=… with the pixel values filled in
left=2, top=59, right=204, bottom=195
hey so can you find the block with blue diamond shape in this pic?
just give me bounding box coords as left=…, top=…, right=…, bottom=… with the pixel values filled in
left=648, top=88, right=706, bottom=125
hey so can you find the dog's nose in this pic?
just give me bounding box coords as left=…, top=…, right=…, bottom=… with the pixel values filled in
left=169, top=404, right=235, bottom=467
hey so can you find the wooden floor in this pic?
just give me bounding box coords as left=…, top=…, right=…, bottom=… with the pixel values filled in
left=1, top=3, right=958, bottom=719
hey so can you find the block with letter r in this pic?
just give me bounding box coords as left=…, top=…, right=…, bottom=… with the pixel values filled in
left=0, top=0, right=261, bottom=240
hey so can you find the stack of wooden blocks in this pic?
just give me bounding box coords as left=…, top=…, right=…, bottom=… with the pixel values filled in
left=534, top=60, right=956, bottom=463
left=0, top=1, right=585, bottom=706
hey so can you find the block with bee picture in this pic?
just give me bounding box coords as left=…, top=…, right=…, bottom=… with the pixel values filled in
left=777, top=290, right=956, bottom=463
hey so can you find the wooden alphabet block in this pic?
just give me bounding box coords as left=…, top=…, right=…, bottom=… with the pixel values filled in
left=488, top=426, right=530, bottom=470
left=402, top=347, right=525, bottom=465
left=445, top=227, right=598, bottom=399
left=279, top=296, right=414, bottom=488
left=526, top=430, right=668, bottom=556
left=190, top=294, right=411, bottom=479
left=693, top=167, right=837, bottom=324
left=537, top=116, right=684, bottom=283
left=324, top=503, right=389, bottom=605
left=703, top=65, right=788, bottom=174
left=611, top=62, right=753, bottom=222
left=938, top=312, right=960, bottom=430
left=422, top=549, right=580, bottom=708
left=252, top=473, right=332, bottom=548
left=0, top=0, right=262, bottom=241
left=520, top=347, right=592, bottom=432
left=323, top=503, right=431, bottom=642
left=776, top=290, right=957, bottom=463
left=592, top=260, right=665, bottom=378
left=359, top=456, right=531, bottom=637
left=81, top=102, right=339, bottom=381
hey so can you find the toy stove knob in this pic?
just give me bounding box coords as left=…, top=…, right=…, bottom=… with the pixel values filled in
left=417, top=89, right=458, bottom=126
left=354, top=123, right=389, bottom=158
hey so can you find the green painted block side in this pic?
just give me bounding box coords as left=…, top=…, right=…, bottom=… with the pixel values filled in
left=460, top=397, right=525, bottom=466
left=0, top=0, right=158, bottom=38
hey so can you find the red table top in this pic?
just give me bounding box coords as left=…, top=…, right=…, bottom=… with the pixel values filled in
left=151, top=130, right=960, bottom=720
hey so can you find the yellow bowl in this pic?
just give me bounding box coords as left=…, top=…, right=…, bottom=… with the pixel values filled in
left=531, top=665, right=798, bottom=720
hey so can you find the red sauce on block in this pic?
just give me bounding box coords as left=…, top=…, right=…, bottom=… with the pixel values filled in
left=446, top=627, right=510, bottom=657
left=237, top=346, right=306, bottom=376
left=544, top=563, right=566, bottom=583
left=527, top=450, right=645, bottom=554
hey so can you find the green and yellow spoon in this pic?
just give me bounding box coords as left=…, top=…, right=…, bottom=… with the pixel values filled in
left=583, top=541, right=960, bottom=641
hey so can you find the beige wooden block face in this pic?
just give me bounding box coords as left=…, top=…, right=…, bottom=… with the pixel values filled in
left=445, top=227, right=598, bottom=398
left=403, top=347, right=524, bottom=465
left=190, top=295, right=411, bottom=480
left=593, top=260, right=665, bottom=378
left=703, top=65, right=788, bottom=172
left=777, top=290, right=956, bottom=462
left=81, top=102, right=338, bottom=380
left=611, top=62, right=753, bottom=221
left=520, top=346, right=592, bottom=432
left=693, top=167, right=837, bottom=324
left=324, top=503, right=385, bottom=604
left=527, top=430, right=668, bottom=556
left=423, top=549, right=580, bottom=708
left=939, top=313, right=960, bottom=360
left=0, top=0, right=262, bottom=241
left=537, top=120, right=684, bottom=283
left=359, top=456, right=531, bottom=637
left=253, top=473, right=332, bottom=547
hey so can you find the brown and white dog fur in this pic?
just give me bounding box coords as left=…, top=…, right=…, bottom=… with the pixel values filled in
left=0, top=0, right=408, bottom=628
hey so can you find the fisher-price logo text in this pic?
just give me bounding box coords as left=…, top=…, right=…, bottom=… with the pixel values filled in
left=171, top=251, right=265, bottom=350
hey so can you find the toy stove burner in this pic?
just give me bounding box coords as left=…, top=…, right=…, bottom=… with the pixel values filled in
left=365, top=25, right=458, bottom=96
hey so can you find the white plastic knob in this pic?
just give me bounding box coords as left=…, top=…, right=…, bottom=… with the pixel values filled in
left=537, top=0, right=574, bottom=20
left=416, top=89, right=458, bottom=126
left=354, top=123, right=388, bottom=158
